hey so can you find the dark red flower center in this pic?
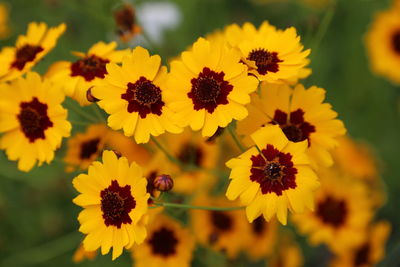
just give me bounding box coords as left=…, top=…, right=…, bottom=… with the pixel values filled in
left=177, top=143, right=203, bottom=167
left=11, top=44, right=44, bottom=70
left=121, top=76, right=165, bottom=119
left=250, top=144, right=297, bottom=196
left=17, top=97, right=53, bottom=143
left=100, top=180, right=136, bottom=228
left=270, top=109, right=315, bottom=145
left=316, top=196, right=348, bottom=228
left=188, top=67, right=233, bottom=114
left=392, top=30, right=400, bottom=54
left=71, top=55, right=109, bottom=82
left=211, top=211, right=233, bottom=232
left=148, top=227, right=178, bottom=257
left=79, top=138, right=100, bottom=159
left=247, top=48, right=283, bottom=75
left=354, top=243, right=371, bottom=266
left=252, top=216, right=267, bottom=234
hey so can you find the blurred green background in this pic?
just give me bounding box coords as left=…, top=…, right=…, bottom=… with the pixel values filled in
left=0, top=0, right=399, bottom=266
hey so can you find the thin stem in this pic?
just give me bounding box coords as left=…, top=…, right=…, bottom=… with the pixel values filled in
left=153, top=201, right=245, bottom=211
left=91, top=104, right=107, bottom=123
left=310, top=5, right=336, bottom=59
left=227, top=124, right=246, bottom=152
left=65, top=102, right=99, bottom=123
left=150, top=136, right=181, bottom=166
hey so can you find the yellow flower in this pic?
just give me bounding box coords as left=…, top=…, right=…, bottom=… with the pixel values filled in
left=365, top=6, right=400, bottom=84
left=0, top=22, right=65, bottom=82
left=0, top=3, right=10, bottom=39
left=226, top=125, right=320, bottom=225
left=72, top=242, right=97, bottom=263
left=63, top=124, right=109, bottom=172
left=237, top=83, right=346, bottom=168
left=190, top=196, right=251, bottom=259
left=92, top=46, right=182, bottom=143
left=131, top=214, right=195, bottom=267
left=330, top=221, right=391, bottom=267
left=0, top=72, right=71, bottom=172
left=244, top=217, right=278, bottom=261
left=165, top=37, right=258, bottom=137
left=291, top=168, right=374, bottom=253
left=269, top=232, right=303, bottom=267
left=72, top=150, right=150, bottom=260
left=224, top=21, right=311, bottom=83
left=46, top=41, right=130, bottom=106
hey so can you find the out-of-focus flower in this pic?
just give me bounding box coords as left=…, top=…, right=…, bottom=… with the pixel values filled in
left=0, top=72, right=71, bottom=172
left=330, top=221, right=391, bottom=267
left=46, top=41, right=130, bottom=106
left=224, top=21, right=311, bottom=83
left=92, top=46, right=182, bottom=143
left=237, top=83, right=346, bottom=168
left=73, top=150, right=149, bottom=260
left=64, top=124, right=109, bottom=172
left=114, top=4, right=141, bottom=43
left=190, top=196, right=251, bottom=259
left=72, top=242, right=97, bottom=263
left=131, top=214, right=195, bottom=267
left=365, top=5, right=400, bottom=84
left=269, top=232, right=303, bottom=267
left=292, top=168, right=374, bottom=253
left=165, top=37, right=259, bottom=137
left=0, top=22, right=65, bottom=82
left=226, top=125, right=320, bottom=225
left=244, top=216, right=278, bottom=261
left=0, top=3, right=10, bottom=39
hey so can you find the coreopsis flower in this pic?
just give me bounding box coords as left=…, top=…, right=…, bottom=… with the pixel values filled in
left=92, top=46, right=182, bottom=143
left=131, top=214, right=195, bottom=267
left=165, top=37, right=258, bottom=137
left=72, top=150, right=150, bottom=260
left=63, top=124, right=109, bottom=172
left=237, top=83, right=346, bottom=167
left=0, top=22, right=65, bottom=82
left=190, top=196, right=251, bottom=259
left=224, top=21, right=311, bottom=83
left=330, top=221, right=391, bottom=267
left=365, top=6, right=400, bottom=84
left=269, top=233, right=303, bottom=267
left=46, top=41, right=130, bottom=106
left=114, top=4, right=141, bottom=42
left=226, top=125, right=320, bottom=225
left=0, top=3, right=10, bottom=39
left=244, top=217, right=278, bottom=261
left=0, top=72, right=71, bottom=172
left=291, top=169, right=374, bottom=253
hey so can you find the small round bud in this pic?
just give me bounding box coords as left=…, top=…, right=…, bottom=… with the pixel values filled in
left=86, top=87, right=99, bottom=103
left=112, top=150, right=122, bottom=158
left=153, top=174, right=174, bottom=192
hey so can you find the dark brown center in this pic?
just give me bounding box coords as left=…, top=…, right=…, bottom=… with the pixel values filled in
left=177, top=143, right=203, bottom=167
left=316, top=196, right=348, bottom=228
left=121, top=77, right=164, bottom=119
left=211, top=211, right=233, bottom=232
left=354, top=243, right=371, bottom=266
left=79, top=138, right=101, bottom=159
left=270, top=109, right=315, bottom=145
left=392, top=30, right=400, bottom=54
left=71, top=55, right=109, bottom=82
left=11, top=44, right=44, bottom=70
left=188, top=67, right=233, bottom=114
left=250, top=144, right=297, bottom=196
left=17, top=97, right=53, bottom=143
left=100, top=180, right=136, bottom=228
left=247, top=48, right=282, bottom=75
left=148, top=227, right=178, bottom=257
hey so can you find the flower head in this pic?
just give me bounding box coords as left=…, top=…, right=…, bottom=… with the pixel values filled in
left=73, top=150, right=149, bottom=260
left=0, top=22, right=65, bottom=82
left=0, top=72, right=71, bottom=171
left=92, top=46, right=182, bottom=143
left=226, top=125, right=320, bottom=225
left=165, top=37, right=258, bottom=137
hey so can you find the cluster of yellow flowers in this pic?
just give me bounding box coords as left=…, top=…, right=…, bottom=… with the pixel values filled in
left=0, top=15, right=390, bottom=267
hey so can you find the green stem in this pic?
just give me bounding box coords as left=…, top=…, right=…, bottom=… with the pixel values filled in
left=153, top=201, right=245, bottom=211
left=227, top=124, right=246, bottom=152
left=150, top=136, right=181, bottom=166
left=310, top=5, right=336, bottom=59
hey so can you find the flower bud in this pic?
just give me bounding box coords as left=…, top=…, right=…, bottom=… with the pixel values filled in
left=153, top=174, right=174, bottom=192
left=86, top=87, right=99, bottom=103
left=112, top=150, right=122, bottom=159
